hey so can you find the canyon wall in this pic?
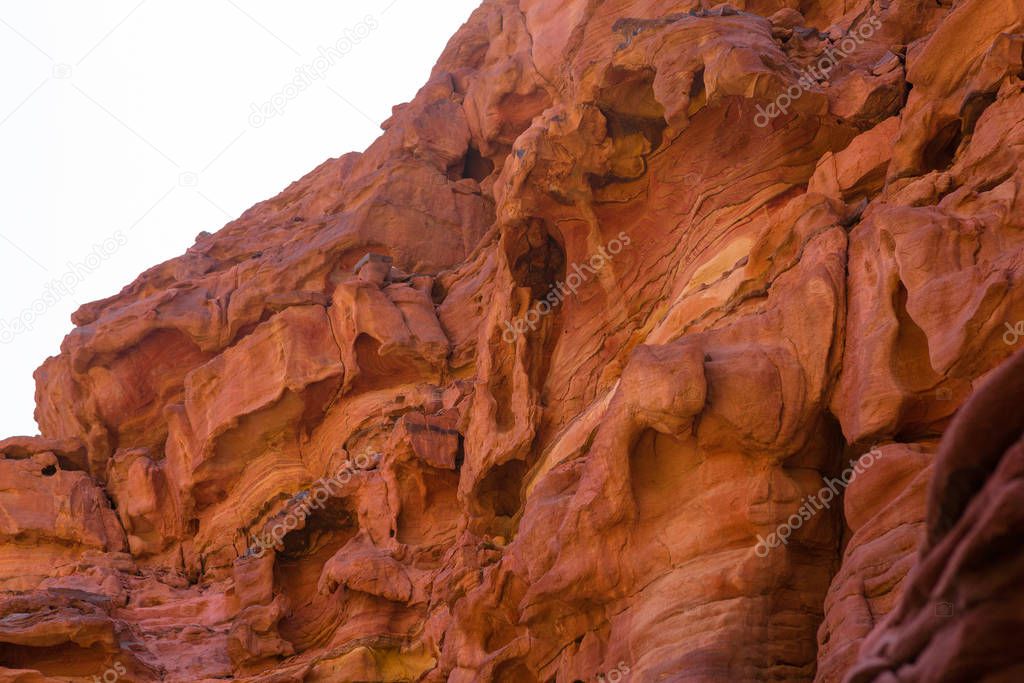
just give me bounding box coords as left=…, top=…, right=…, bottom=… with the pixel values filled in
left=2, top=0, right=1024, bottom=681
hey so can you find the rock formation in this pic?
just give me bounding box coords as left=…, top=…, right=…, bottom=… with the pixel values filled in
left=2, top=0, right=1024, bottom=680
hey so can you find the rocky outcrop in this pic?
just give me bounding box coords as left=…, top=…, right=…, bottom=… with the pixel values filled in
left=844, top=347, right=1024, bottom=682
left=3, top=0, right=1024, bottom=681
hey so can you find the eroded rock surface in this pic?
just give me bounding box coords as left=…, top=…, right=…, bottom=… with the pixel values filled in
left=4, top=0, right=1024, bottom=680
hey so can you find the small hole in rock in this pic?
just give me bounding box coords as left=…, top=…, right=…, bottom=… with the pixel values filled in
left=461, top=145, right=494, bottom=182
left=448, top=145, right=494, bottom=183
left=41, top=464, right=57, bottom=476
left=922, top=118, right=963, bottom=172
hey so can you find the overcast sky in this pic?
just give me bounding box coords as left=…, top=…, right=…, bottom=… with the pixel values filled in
left=0, top=0, right=481, bottom=436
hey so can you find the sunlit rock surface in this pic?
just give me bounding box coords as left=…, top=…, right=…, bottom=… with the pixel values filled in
left=3, top=0, right=1024, bottom=680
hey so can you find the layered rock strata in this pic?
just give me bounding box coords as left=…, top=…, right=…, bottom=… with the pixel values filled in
left=3, top=0, right=1024, bottom=681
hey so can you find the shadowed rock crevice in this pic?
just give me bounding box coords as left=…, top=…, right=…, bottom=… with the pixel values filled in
left=921, top=118, right=963, bottom=172
left=450, top=143, right=496, bottom=183
left=504, top=218, right=567, bottom=301
left=473, top=459, right=528, bottom=538
left=0, top=642, right=112, bottom=678
left=592, top=67, right=668, bottom=186
left=268, top=497, right=356, bottom=652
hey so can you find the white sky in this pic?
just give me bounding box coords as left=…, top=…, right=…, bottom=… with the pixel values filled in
left=0, top=0, right=481, bottom=437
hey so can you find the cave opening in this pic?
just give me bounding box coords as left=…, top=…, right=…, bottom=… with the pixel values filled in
left=505, top=218, right=567, bottom=302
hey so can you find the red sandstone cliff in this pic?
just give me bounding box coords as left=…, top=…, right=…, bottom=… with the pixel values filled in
left=2, top=0, right=1024, bottom=681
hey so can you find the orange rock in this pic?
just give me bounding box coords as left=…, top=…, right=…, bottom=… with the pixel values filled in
left=3, top=0, right=1024, bottom=680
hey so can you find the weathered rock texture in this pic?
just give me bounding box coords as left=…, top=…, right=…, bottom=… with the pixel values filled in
left=3, top=0, right=1024, bottom=681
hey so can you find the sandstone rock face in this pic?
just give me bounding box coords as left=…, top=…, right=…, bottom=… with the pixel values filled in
left=845, top=348, right=1024, bottom=683
left=4, top=0, right=1024, bottom=681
